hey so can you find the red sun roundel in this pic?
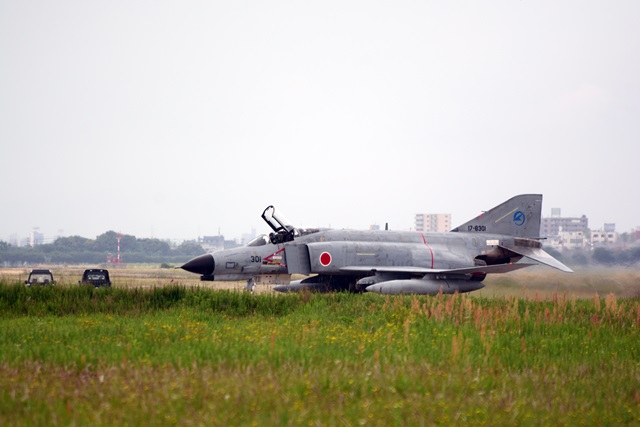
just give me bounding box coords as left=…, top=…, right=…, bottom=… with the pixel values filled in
left=319, top=252, right=332, bottom=266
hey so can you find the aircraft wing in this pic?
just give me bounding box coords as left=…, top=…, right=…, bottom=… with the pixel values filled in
left=499, top=244, right=573, bottom=273
left=340, top=263, right=535, bottom=275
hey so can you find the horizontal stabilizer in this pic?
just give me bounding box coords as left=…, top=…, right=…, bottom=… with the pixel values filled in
left=500, top=245, right=573, bottom=273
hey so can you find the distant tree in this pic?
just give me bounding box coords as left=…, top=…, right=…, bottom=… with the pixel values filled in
left=120, top=234, right=139, bottom=253
left=137, top=238, right=171, bottom=255
left=618, top=247, right=640, bottom=266
left=0, top=232, right=209, bottom=265
left=173, top=241, right=205, bottom=257
left=95, top=231, right=118, bottom=252
left=542, top=246, right=564, bottom=262
left=570, top=251, right=589, bottom=266
left=619, top=232, right=630, bottom=246
left=52, top=236, right=94, bottom=252
left=592, top=247, right=616, bottom=265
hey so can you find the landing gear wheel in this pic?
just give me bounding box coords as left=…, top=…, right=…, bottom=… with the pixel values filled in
left=245, top=278, right=256, bottom=293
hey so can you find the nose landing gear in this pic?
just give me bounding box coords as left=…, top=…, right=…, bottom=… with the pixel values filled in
left=245, top=277, right=256, bottom=292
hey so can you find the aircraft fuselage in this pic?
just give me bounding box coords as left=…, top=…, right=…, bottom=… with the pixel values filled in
left=180, top=195, right=572, bottom=294
left=182, top=229, right=526, bottom=290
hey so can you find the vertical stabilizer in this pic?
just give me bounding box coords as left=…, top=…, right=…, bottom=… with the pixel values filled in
left=452, top=194, right=543, bottom=238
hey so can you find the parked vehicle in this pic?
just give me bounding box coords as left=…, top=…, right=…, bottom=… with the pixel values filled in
left=79, top=269, right=111, bottom=287
left=25, top=269, right=56, bottom=286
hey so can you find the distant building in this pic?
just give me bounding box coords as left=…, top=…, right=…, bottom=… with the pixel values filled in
left=591, top=228, right=618, bottom=246
left=541, top=208, right=589, bottom=251
left=415, top=213, right=452, bottom=233
left=541, top=209, right=588, bottom=237
left=29, top=228, right=44, bottom=247
left=241, top=228, right=257, bottom=246
left=224, top=239, right=241, bottom=250
left=547, top=230, right=586, bottom=251
left=199, top=235, right=241, bottom=252
left=199, top=235, right=225, bottom=252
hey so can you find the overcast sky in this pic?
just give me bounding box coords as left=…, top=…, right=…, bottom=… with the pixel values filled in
left=1, top=1, right=639, bottom=243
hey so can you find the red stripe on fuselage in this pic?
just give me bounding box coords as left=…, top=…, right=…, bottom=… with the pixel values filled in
left=263, top=248, right=286, bottom=267
left=420, top=233, right=434, bottom=269
left=263, top=248, right=285, bottom=261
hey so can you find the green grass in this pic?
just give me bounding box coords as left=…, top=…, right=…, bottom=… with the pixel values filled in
left=0, top=282, right=639, bottom=426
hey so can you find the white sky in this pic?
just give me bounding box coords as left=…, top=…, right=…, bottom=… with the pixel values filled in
left=1, top=1, right=639, bottom=242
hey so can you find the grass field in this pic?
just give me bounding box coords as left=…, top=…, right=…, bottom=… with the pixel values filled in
left=0, top=266, right=639, bottom=425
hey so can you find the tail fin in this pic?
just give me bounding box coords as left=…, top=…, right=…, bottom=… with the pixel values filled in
left=451, top=194, right=543, bottom=238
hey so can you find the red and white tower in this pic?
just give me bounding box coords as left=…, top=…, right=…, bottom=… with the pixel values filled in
left=117, top=232, right=122, bottom=264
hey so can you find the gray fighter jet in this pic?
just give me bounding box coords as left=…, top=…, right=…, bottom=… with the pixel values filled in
left=180, top=194, right=572, bottom=294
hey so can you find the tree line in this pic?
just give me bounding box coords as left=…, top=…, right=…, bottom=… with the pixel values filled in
left=543, top=246, right=640, bottom=268
left=0, top=231, right=206, bottom=265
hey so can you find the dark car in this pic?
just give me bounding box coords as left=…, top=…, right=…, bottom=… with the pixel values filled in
left=79, top=269, right=111, bottom=287
left=25, top=269, right=56, bottom=286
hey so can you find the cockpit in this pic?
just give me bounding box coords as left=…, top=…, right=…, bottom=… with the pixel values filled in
left=262, top=206, right=296, bottom=244
left=247, top=234, right=270, bottom=247
left=257, top=206, right=323, bottom=244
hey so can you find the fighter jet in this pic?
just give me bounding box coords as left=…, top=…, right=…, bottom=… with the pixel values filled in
left=180, top=194, right=572, bottom=294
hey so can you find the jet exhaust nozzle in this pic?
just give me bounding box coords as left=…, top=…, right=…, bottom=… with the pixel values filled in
left=180, top=254, right=215, bottom=276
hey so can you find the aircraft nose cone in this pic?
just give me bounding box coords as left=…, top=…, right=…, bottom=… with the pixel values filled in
left=180, top=253, right=215, bottom=276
